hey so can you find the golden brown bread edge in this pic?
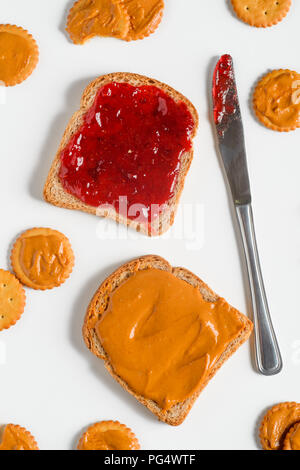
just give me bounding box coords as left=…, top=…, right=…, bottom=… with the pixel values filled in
left=83, top=255, right=253, bottom=426
left=43, top=72, right=199, bottom=236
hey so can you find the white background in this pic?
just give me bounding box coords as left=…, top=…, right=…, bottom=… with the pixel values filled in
left=0, top=0, right=300, bottom=451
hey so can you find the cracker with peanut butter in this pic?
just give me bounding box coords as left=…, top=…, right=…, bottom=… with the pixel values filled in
left=77, top=421, right=140, bottom=450
left=123, top=0, right=164, bottom=41
left=253, top=69, right=300, bottom=132
left=260, top=402, right=300, bottom=450
left=66, top=0, right=130, bottom=44
left=66, top=0, right=164, bottom=44
left=231, top=0, right=292, bottom=28
left=0, top=24, right=39, bottom=86
left=283, top=422, right=300, bottom=450
left=11, top=228, right=74, bottom=291
left=0, top=424, right=39, bottom=450
left=0, top=269, right=26, bottom=332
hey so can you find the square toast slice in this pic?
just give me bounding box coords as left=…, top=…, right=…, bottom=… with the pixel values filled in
left=44, top=73, right=199, bottom=236
left=83, top=255, right=253, bottom=425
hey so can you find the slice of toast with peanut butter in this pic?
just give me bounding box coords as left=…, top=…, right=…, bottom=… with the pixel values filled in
left=83, top=255, right=253, bottom=426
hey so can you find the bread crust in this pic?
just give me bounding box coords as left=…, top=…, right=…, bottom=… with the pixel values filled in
left=83, top=255, right=253, bottom=426
left=43, top=72, right=198, bottom=236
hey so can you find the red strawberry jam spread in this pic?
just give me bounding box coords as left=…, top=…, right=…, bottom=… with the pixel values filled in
left=59, top=82, right=195, bottom=226
left=212, top=54, right=238, bottom=136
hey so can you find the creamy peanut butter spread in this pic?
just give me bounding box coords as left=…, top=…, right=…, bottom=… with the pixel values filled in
left=254, top=69, right=300, bottom=131
left=19, top=235, right=68, bottom=285
left=285, top=423, right=300, bottom=450
left=67, top=0, right=164, bottom=43
left=67, top=0, right=130, bottom=44
left=96, top=268, right=245, bottom=411
left=123, top=0, right=164, bottom=40
left=11, top=228, right=74, bottom=290
left=81, top=430, right=132, bottom=450
left=0, top=33, right=31, bottom=83
left=78, top=421, right=140, bottom=450
left=261, top=403, right=300, bottom=450
left=0, top=25, right=38, bottom=86
left=0, top=424, right=38, bottom=451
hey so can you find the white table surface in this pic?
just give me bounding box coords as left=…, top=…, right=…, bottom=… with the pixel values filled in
left=0, top=0, right=300, bottom=451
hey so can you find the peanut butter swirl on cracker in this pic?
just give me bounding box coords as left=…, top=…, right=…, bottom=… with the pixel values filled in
left=283, top=422, right=300, bottom=450
left=11, top=228, right=74, bottom=291
left=260, top=402, right=300, bottom=450
left=0, top=424, right=39, bottom=451
left=66, top=0, right=130, bottom=44
left=253, top=69, right=300, bottom=132
left=77, top=421, right=140, bottom=450
left=66, top=0, right=164, bottom=43
left=123, top=0, right=164, bottom=41
left=0, top=25, right=39, bottom=86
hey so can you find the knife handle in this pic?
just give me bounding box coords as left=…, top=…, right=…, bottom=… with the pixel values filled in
left=235, top=203, right=282, bottom=376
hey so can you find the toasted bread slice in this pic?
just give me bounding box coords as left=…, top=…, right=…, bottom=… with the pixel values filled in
left=44, top=73, right=198, bottom=236
left=83, top=255, right=253, bottom=426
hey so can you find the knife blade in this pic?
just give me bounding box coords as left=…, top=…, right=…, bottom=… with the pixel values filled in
left=212, top=54, right=251, bottom=206
left=212, top=54, right=282, bottom=376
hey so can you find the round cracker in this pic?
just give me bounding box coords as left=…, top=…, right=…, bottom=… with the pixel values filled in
left=253, top=69, right=300, bottom=132
left=0, top=269, right=26, bottom=331
left=0, top=424, right=39, bottom=450
left=231, top=0, right=292, bottom=28
left=11, top=228, right=75, bottom=290
left=77, top=420, right=140, bottom=450
left=0, top=24, right=39, bottom=86
left=260, top=402, right=300, bottom=450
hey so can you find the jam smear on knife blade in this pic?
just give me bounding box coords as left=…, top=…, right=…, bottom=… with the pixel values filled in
left=213, top=54, right=238, bottom=136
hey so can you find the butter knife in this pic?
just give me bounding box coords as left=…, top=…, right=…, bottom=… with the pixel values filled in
left=212, top=54, right=282, bottom=375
